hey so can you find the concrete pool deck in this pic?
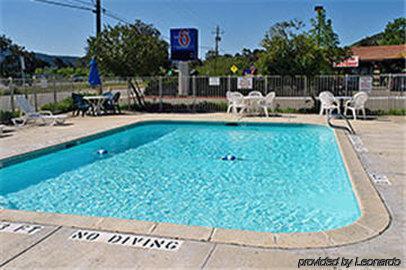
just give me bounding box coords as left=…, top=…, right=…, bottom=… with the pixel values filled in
left=0, top=113, right=404, bottom=268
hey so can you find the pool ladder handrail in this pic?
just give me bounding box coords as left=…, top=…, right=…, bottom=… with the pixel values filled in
left=327, top=112, right=356, bottom=135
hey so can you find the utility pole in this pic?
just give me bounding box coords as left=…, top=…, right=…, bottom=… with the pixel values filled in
left=213, top=25, right=223, bottom=57
left=95, top=0, right=102, bottom=36
left=94, top=0, right=102, bottom=93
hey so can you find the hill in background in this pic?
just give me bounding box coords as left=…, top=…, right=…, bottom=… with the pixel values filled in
left=34, top=53, right=82, bottom=68
left=352, top=33, right=384, bottom=47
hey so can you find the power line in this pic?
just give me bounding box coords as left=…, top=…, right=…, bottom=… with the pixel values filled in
left=32, top=0, right=132, bottom=33
left=32, top=0, right=93, bottom=11
left=103, top=10, right=131, bottom=25
left=69, top=0, right=94, bottom=7
left=32, top=0, right=216, bottom=54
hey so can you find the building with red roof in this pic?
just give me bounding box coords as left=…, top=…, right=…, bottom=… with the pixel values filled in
left=336, top=44, right=406, bottom=74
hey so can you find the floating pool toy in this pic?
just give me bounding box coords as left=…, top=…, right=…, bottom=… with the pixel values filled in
left=221, top=155, right=236, bottom=161
left=97, top=149, right=108, bottom=155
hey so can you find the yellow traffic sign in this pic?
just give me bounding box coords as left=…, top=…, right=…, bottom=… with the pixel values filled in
left=230, top=65, right=238, bottom=74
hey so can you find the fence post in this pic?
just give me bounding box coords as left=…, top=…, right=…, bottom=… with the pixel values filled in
left=126, top=77, right=131, bottom=108
left=227, top=75, right=231, bottom=92
left=192, top=76, right=196, bottom=112
left=159, top=76, right=163, bottom=112
left=264, top=76, right=268, bottom=94
left=304, top=76, right=307, bottom=96
left=344, top=74, right=348, bottom=96
left=34, top=87, right=38, bottom=111
left=53, top=77, right=57, bottom=103
left=388, top=74, right=392, bottom=92
left=10, top=78, right=15, bottom=112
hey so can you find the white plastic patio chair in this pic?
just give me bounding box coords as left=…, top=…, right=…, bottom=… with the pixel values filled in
left=248, top=91, right=263, bottom=97
left=12, top=96, right=67, bottom=126
left=226, top=91, right=246, bottom=114
left=261, top=92, right=276, bottom=117
left=344, top=92, right=368, bottom=120
left=319, top=91, right=340, bottom=115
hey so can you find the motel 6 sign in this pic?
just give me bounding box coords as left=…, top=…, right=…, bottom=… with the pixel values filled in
left=170, top=28, right=198, bottom=61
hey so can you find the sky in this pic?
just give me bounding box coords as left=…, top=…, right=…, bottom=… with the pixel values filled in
left=0, top=0, right=405, bottom=58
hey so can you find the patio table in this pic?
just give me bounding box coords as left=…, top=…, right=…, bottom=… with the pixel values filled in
left=83, top=95, right=109, bottom=116
left=316, top=96, right=353, bottom=112
left=242, top=96, right=265, bottom=115
left=334, top=96, right=353, bottom=111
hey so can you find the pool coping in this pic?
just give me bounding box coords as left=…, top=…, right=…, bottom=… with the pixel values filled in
left=0, top=117, right=391, bottom=249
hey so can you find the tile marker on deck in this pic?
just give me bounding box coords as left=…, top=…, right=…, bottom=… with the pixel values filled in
left=0, top=221, right=44, bottom=235
left=69, top=230, right=183, bottom=251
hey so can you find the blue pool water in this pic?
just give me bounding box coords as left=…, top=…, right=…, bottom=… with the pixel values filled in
left=0, top=121, right=360, bottom=233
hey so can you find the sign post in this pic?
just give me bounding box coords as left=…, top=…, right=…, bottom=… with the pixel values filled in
left=178, top=62, right=190, bottom=96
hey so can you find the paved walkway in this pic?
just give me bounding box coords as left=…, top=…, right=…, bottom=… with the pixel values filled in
left=0, top=113, right=404, bottom=269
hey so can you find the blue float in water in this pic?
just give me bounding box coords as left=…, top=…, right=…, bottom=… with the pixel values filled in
left=221, top=155, right=236, bottom=161
left=97, top=149, right=108, bottom=155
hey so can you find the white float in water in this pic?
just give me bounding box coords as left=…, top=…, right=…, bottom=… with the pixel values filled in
left=221, top=155, right=236, bottom=161
left=97, top=149, right=108, bottom=155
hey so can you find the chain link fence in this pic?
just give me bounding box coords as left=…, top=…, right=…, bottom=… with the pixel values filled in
left=1, top=74, right=405, bottom=113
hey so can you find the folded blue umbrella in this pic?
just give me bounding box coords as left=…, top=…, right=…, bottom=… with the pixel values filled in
left=88, top=58, right=101, bottom=86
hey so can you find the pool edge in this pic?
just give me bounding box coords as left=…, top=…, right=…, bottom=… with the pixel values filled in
left=0, top=117, right=390, bottom=249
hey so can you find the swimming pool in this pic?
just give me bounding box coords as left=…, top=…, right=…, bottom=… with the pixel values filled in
left=0, top=121, right=360, bottom=233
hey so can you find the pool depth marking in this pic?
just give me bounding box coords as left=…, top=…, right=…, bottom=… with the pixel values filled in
left=0, top=221, right=44, bottom=235
left=69, top=230, right=183, bottom=251
left=348, top=134, right=391, bottom=185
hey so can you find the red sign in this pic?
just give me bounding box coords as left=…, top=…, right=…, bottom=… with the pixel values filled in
left=178, top=29, right=191, bottom=47
left=334, top=56, right=359, bottom=68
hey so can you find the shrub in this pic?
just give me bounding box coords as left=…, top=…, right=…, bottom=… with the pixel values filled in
left=41, top=97, right=74, bottom=114
left=370, top=109, right=406, bottom=116
left=0, top=110, right=19, bottom=125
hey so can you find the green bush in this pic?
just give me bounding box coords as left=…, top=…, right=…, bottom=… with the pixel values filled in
left=387, top=109, right=406, bottom=115
left=370, top=109, right=406, bottom=116
left=0, top=110, right=19, bottom=125
left=40, top=97, right=74, bottom=114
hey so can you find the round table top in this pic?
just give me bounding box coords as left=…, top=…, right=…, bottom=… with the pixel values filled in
left=83, top=95, right=109, bottom=100
left=243, top=96, right=264, bottom=100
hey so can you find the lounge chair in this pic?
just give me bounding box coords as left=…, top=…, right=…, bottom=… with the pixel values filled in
left=103, top=92, right=121, bottom=114
left=226, top=91, right=246, bottom=114
left=72, top=93, right=92, bottom=116
left=319, top=91, right=340, bottom=115
left=344, top=92, right=368, bottom=120
left=261, top=92, right=276, bottom=117
left=12, top=96, right=67, bottom=126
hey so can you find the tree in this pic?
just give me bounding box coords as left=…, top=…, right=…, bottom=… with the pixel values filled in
left=0, top=35, right=48, bottom=78
left=257, top=20, right=326, bottom=76
left=197, top=48, right=263, bottom=76
left=196, top=55, right=250, bottom=76
left=309, top=9, right=339, bottom=49
left=257, top=9, right=349, bottom=76
left=378, top=18, right=406, bottom=45
left=53, top=57, right=70, bottom=69
left=309, top=8, right=349, bottom=72
left=205, top=50, right=217, bottom=61
left=86, top=20, right=169, bottom=77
